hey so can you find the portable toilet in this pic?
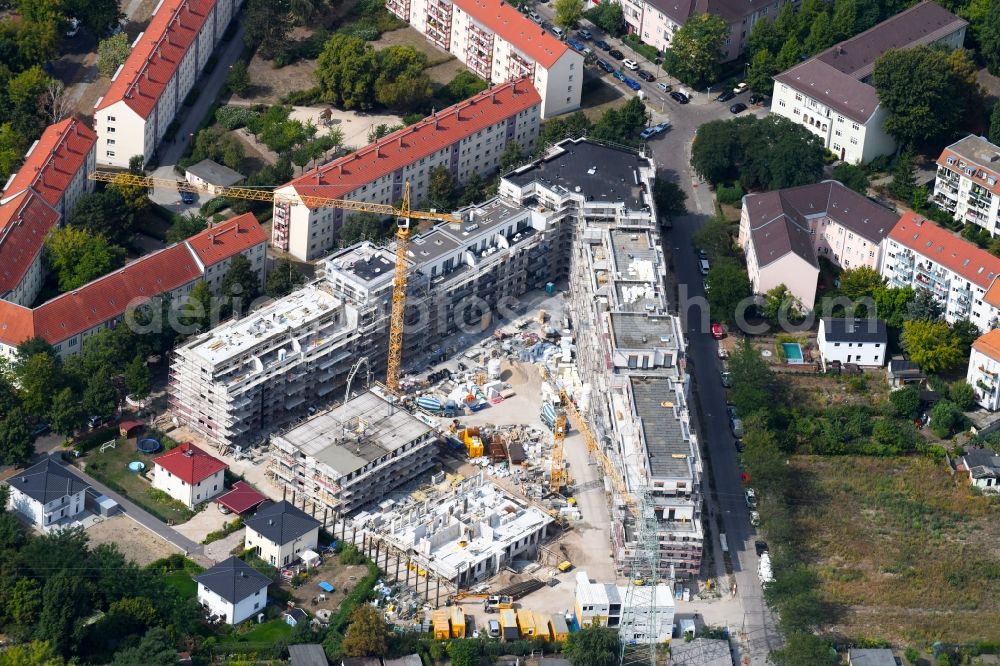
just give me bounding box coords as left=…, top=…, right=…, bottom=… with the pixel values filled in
left=432, top=609, right=450, bottom=639
left=450, top=606, right=466, bottom=638
left=500, top=609, right=519, bottom=640
left=533, top=612, right=551, bottom=641
left=516, top=609, right=536, bottom=637
left=549, top=614, right=569, bottom=642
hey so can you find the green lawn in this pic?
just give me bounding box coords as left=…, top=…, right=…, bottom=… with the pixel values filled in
left=165, top=570, right=198, bottom=599
left=241, top=619, right=293, bottom=642
left=76, top=438, right=195, bottom=524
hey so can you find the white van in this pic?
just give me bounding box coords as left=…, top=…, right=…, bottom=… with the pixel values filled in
left=699, top=259, right=710, bottom=275
left=551, top=26, right=564, bottom=39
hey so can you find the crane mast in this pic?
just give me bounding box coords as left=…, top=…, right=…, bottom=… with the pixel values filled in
left=386, top=183, right=412, bottom=394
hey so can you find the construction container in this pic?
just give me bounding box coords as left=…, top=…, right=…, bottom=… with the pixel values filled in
left=500, top=609, right=519, bottom=641
left=533, top=612, right=551, bottom=641
left=450, top=607, right=466, bottom=638
left=516, top=609, right=536, bottom=637
left=549, top=614, right=569, bottom=642
left=432, top=609, right=450, bottom=640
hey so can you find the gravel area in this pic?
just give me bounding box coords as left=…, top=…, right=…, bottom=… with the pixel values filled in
left=87, top=514, right=182, bottom=565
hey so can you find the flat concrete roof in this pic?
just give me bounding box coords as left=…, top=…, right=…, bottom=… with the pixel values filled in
left=609, top=312, right=678, bottom=351
left=629, top=376, right=691, bottom=479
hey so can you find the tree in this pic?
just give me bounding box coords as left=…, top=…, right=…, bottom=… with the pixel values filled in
left=109, top=627, right=176, bottom=666
left=905, top=287, right=943, bottom=321
left=889, top=385, right=921, bottom=420
left=664, top=14, right=728, bottom=88
left=185, top=126, right=245, bottom=172
left=554, top=0, right=584, bottom=29
left=973, top=0, right=1000, bottom=75
left=652, top=178, right=687, bottom=221
left=46, top=226, right=125, bottom=292
left=67, top=190, right=133, bottom=246
left=181, top=281, right=212, bottom=333
left=873, top=285, right=913, bottom=328
left=244, top=0, right=293, bottom=61
left=831, top=162, right=868, bottom=194
left=775, top=35, right=802, bottom=72
left=7, top=578, right=42, bottom=627
left=706, top=258, right=752, bottom=325
left=289, top=0, right=325, bottom=25
left=729, top=341, right=783, bottom=418
left=737, top=115, right=825, bottom=190
left=747, top=17, right=783, bottom=56
left=901, top=319, right=963, bottom=373
left=991, top=103, right=1000, bottom=146
left=339, top=213, right=392, bottom=245
left=950, top=382, right=977, bottom=411
left=265, top=258, right=305, bottom=298
left=316, top=34, right=379, bottom=110
left=375, top=46, right=431, bottom=111
left=15, top=352, right=62, bottom=419
left=888, top=146, right=917, bottom=203
left=769, top=632, right=834, bottom=666
left=97, top=33, right=131, bottom=78
left=65, top=0, right=124, bottom=38
left=761, top=284, right=801, bottom=326
left=221, top=254, right=261, bottom=315
left=585, top=1, right=625, bottom=37
left=590, top=96, right=649, bottom=145
left=0, top=640, right=63, bottom=666
left=803, top=11, right=834, bottom=55
left=82, top=368, right=118, bottom=419
left=872, top=46, right=970, bottom=146
left=341, top=605, right=388, bottom=657
left=108, top=173, right=149, bottom=219
left=41, top=79, right=71, bottom=126
left=838, top=266, right=883, bottom=299
left=692, top=215, right=734, bottom=259
left=165, top=213, right=208, bottom=243
left=459, top=170, right=486, bottom=207
left=830, top=0, right=858, bottom=41
left=499, top=140, right=524, bottom=174
left=48, top=388, right=83, bottom=437
left=691, top=120, right=741, bottom=184
left=929, top=399, right=965, bottom=438
left=124, top=356, right=150, bottom=400
left=0, top=408, right=34, bottom=466
left=563, top=626, right=620, bottom=666
left=226, top=59, right=250, bottom=96
left=746, top=48, right=778, bottom=95
left=952, top=318, right=980, bottom=357
left=445, top=641, right=480, bottom=666
left=427, top=166, right=456, bottom=211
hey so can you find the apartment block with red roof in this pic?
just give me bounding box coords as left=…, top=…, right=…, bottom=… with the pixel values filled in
left=93, top=0, right=243, bottom=169
left=968, top=329, right=1000, bottom=411
left=934, top=135, right=1000, bottom=236
left=0, top=212, right=267, bottom=360
left=272, top=78, right=541, bottom=261
left=879, top=212, right=1000, bottom=332
left=152, top=442, right=228, bottom=507
left=387, top=0, right=581, bottom=118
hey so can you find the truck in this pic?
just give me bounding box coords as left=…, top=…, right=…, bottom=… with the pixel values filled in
left=758, top=551, right=773, bottom=587
left=500, top=609, right=519, bottom=640
left=483, top=595, right=513, bottom=612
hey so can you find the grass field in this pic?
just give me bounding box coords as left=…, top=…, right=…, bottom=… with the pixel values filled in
left=241, top=618, right=293, bottom=642
left=165, top=570, right=199, bottom=599
left=78, top=440, right=195, bottom=524
left=791, top=455, right=1000, bottom=644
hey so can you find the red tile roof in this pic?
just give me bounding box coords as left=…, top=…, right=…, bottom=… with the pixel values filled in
left=96, top=0, right=216, bottom=119
left=888, top=212, right=1000, bottom=289
left=0, top=191, right=61, bottom=294
left=0, top=300, right=36, bottom=348
left=283, top=78, right=540, bottom=206
left=984, top=280, right=1000, bottom=310
left=216, top=481, right=268, bottom=514
left=972, top=328, right=1000, bottom=360
left=452, top=0, right=568, bottom=69
left=186, top=212, right=266, bottom=266
left=1, top=117, right=96, bottom=210
left=153, top=442, right=227, bottom=484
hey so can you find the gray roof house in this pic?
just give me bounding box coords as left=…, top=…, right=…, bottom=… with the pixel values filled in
left=244, top=500, right=322, bottom=567
left=184, top=159, right=246, bottom=195
left=960, top=447, right=1000, bottom=491
left=288, top=644, right=328, bottom=666
left=5, top=458, right=89, bottom=530
left=195, top=556, right=271, bottom=625
left=849, top=649, right=899, bottom=666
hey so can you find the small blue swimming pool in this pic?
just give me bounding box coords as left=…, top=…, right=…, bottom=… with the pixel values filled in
left=782, top=342, right=804, bottom=364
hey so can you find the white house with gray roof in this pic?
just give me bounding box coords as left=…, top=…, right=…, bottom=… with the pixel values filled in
left=195, top=556, right=271, bottom=624
left=770, top=1, right=967, bottom=164
left=818, top=318, right=888, bottom=368
left=5, top=458, right=88, bottom=531
left=244, top=500, right=321, bottom=567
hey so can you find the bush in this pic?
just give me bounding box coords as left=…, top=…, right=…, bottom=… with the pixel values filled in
left=949, top=382, right=977, bottom=411
left=716, top=183, right=744, bottom=206
left=280, top=87, right=323, bottom=106
left=74, top=427, right=121, bottom=454
left=215, top=105, right=260, bottom=130
left=623, top=33, right=660, bottom=62
left=200, top=197, right=233, bottom=216
left=202, top=517, right=244, bottom=544
left=339, top=544, right=367, bottom=565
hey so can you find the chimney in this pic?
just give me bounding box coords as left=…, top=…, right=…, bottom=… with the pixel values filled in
left=491, top=91, right=497, bottom=103
left=208, top=233, right=214, bottom=243
left=235, top=220, right=240, bottom=232
left=315, top=171, right=321, bottom=185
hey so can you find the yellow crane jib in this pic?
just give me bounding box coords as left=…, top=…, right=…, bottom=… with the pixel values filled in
left=550, top=414, right=567, bottom=493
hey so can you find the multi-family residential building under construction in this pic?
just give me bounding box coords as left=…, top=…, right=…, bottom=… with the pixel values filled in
left=168, top=137, right=703, bottom=579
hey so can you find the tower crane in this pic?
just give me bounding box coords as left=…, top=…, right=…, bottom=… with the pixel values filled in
left=88, top=170, right=460, bottom=393
left=550, top=414, right=567, bottom=493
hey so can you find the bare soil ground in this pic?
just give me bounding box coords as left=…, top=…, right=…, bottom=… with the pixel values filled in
left=283, top=557, right=370, bottom=617
left=237, top=41, right=319, bottom=105
left=87, top=514, right=183, bottom=565
left=793, top=455, right=1000, bottom=645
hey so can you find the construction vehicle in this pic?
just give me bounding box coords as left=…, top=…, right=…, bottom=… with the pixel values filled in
left=549, top=414, right=567, bottom=493
left=87, top=170, right=460, bottom=394
left=557, top=560, right=573, bottom=572
left=483, top=595, right=514, bottom=612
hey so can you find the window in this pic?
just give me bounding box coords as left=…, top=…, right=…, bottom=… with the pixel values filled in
left=107, top=139, right=115, bottom=145
left=850, top=137, right=858, bottom=145
left=108, top=116, right=116, bottom=122
left=106, top=151, right=115, bottom=157
left=851, top=122, right=860, bottom=131
left=107, top=126, right=115, bottom=133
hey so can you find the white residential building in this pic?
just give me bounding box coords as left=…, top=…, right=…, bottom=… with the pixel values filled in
left=574, top=571, right=675, bottom=642
left=195, top=556, right=270, bottom=624
left=957, top=448, right=1000, bottom=492
left=934, top=135, right=1000, bottom=236
left=386, top=0, right=581, bottom=118
left=4, top=458, right=88, bottom=531
left=879, top=212, right=1000, bottom=331
left=739, top=181, right=900, bottom=310
left=967, top=329, right=1000, bottom=411
left=244, top=500, right=321, bottom=567
left=817, top=318, right=888, bottom=368
left=770, top=1, right=967, bottom=164
left=152, top=442, right=228, bottom=508
left=94, top=0, right=243, bottom=168
left=272, top=78, right=541, bottom=261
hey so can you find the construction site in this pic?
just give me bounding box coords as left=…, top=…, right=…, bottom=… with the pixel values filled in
left=167, top=138, right=701, bottom=656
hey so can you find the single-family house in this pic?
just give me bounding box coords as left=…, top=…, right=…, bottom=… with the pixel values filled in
left=185, top=159, right=245, bottom=195
left=817, top=318, right=888, bottom=369
left=152, top=442, right=228, bottom=508
left=244, top=500, right=321, bottom=567
left=195, top=556, right=271, bottom=625
left=288, top=644, right=329, bottom=666
left=848, top=649, right=898, bottom=666
left=887, top=357, right=926, bottom=390
left=958, top=448, right=1000, bottom=492
left=284, top=607, right=308, bottom=626
left=4, top=458, right=88, bottom=531
left=967, top=329, right=1000, bottom=410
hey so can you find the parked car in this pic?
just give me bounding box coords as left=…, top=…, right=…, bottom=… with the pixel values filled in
left=716, top=90, right=735, bottom=102
left=748, top=93, right=765, bottom=105
left=750, top=511, right=760, bottom=527
left=720, top=371, right=732, bottom=388
left=566, top=38, right=586, bottom=51
left=733, top=81, right=748, bottom=94
left=612, top=69, right=626, bottom=82
left=65, top=17, right=80, bottom=37
left=596, top=59, right=613, bottom=73
left=734, top=438, right=745, bottom=452
left=669, top=91, right=689, bottom=104
left=623, top=77, right=641, bottom=91
left=755, top=540, right=768, bottom=556
left=657, top=82, right=671, bottom=92
left=637, top=69, right=655, bottom=82
left=180, top=189, right=196, bottom=204
left=622, top=58, right=639, bottom=70
left=608, top=48, right=624, bottom=60
left=699, top=258, right=711, bottom=275
left=726, top=405, right=738, bottom=420
left=711, top=322, right=724, bottom=339
left=639, top=122, right=670, bottom=140
left=577, top=29, right=592, bottom=40
left=730, top=417, right=744, bottom=438
left=745, top=488, right=758, bottom=509
left=717, top=346, right=728, bottom=359
left=730, top=102, right=748, bottom=114
left=551, top=25, right=564, bottom=39
left=88, top=415, right=108, bottom=430
left=529, top=12, right=542, bottom=23
left=595, top=39, right=611, bottom=51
